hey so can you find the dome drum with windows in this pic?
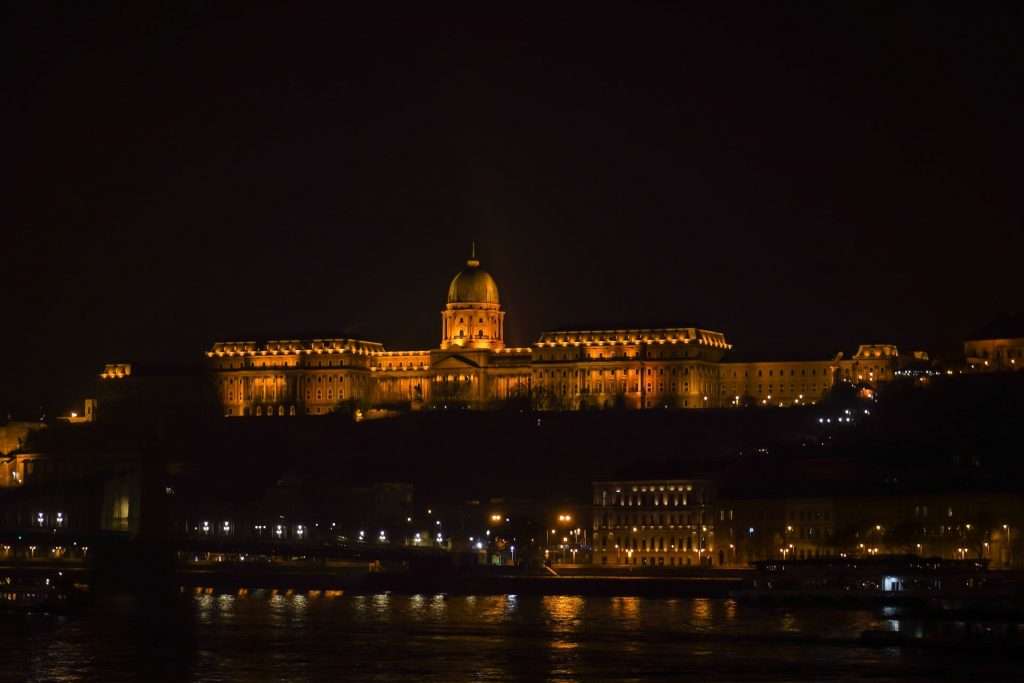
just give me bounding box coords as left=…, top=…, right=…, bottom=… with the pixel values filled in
left=441, top=247, right=505, bottom=350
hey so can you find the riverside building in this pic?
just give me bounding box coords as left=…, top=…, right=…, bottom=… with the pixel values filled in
left=591, top=480, right=718, bottom=567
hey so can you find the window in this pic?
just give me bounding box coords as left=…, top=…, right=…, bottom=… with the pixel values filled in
left=112, top=496, right=131, bottom=530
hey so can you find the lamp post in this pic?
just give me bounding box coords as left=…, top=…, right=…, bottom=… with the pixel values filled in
left=555, top=513, right=573, bottom=564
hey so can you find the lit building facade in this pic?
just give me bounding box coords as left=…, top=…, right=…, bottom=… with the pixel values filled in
left=963, top=313, right=1024, bottom=372
left=591, top=478, right=1024, bottom=568
left=101, top=249, right=904, bottom=416
left=719, top=492, right=1024, bottom=568
left=964, top=338, right=1024, bottom=372
left=591, top=480, right=718, bottom=567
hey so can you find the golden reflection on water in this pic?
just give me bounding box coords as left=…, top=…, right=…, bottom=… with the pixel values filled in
left=542, top=595, right=584, bottom=625
left=691, top=597, right=711, bottom=623
left=429, top=593, right=446, bottom=617
left=549, top=638, right=578, bottom=652
left=196, top=594, right=214, bottom=624
left=477, top=595, right=508, bottom=621
left=27, top=593, right=970, bottom=682
left=781, top=612, right=799, bottom=632
left=609, top=596, right=639, bottom=624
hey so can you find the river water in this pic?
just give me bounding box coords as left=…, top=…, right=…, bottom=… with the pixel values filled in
left=1, top=591, right=1018, bottom=681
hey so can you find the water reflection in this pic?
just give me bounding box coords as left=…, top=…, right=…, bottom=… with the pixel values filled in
left=423, top=593, right=442, bottom=618
left=724, top=598, right=737, bottom=620
left=608, top=596, right=640, bottom=625
left=780, top=611, right=800, bottom=632
left=691, top=597, right=712, bottom=625
left=543, top=595, right=584, bottom=626
left=5, top=593, right=1015, bottom=682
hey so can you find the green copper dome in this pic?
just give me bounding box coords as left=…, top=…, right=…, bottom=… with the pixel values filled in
left=447, top=257, right=500, bottom=305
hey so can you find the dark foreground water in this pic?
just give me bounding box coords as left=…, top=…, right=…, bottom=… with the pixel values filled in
left=1, top=591, right=1019, bottom=682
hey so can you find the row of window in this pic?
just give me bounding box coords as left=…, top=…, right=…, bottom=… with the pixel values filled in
left=599, top=512, right=703, bottom=527
left=224, top=374, right=351, bottom=386
left=601, top=491, right=704, bottom=507
left=599, top=535, right=702, bottom=552
left=603, top=554, right=712, bottom=566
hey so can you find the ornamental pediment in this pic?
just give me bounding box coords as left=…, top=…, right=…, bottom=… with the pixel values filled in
left=430, top=354, right=481, bottom=369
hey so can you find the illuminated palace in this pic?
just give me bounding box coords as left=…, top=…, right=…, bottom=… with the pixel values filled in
left=137, top=250, right=905, bottom=416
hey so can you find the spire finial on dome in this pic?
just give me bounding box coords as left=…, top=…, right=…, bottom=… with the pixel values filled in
left=467, top=240, right=479, bottom=267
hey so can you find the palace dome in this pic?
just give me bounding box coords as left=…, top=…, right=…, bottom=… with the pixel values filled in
left=447, top=257, right=500, bottom=305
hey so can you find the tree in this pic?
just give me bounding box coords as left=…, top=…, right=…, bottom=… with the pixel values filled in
left=531, top=386, right=571, bottom=411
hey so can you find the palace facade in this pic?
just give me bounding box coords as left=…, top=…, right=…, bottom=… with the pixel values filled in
left=102, top=250, right=907, bottom=416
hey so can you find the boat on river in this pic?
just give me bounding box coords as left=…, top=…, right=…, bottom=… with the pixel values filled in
left=0, top=573, right=88, bottom=614
left=733, top=554, right=1000, bottom=606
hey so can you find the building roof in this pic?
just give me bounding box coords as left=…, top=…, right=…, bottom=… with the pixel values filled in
left=447, top=257, right=500, bottom=305
left=537, top=326, right=730, bottom=348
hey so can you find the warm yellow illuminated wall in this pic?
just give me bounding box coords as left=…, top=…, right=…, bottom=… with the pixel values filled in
left=964, top=338, right=1024, bottom=371
left=718, top=361, right=836, bottom=406
left=207, top=338, right=382, bottom=416
left=591, top=480, right=717, bottom=567
left=440, top=304, right=505, bottom=350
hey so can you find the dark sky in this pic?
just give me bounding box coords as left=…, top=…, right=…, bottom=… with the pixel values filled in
left=5, top=3, right=1023, bottom=416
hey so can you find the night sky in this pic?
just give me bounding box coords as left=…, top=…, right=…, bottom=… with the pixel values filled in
left=6, top=3, right=1023, bottom=417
